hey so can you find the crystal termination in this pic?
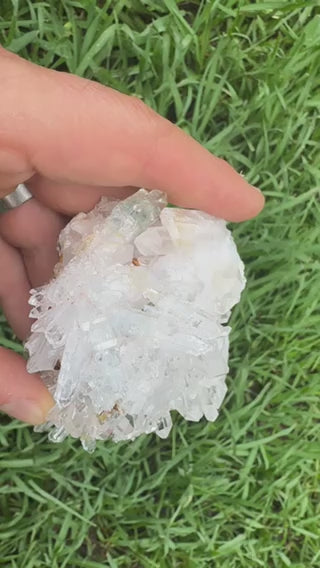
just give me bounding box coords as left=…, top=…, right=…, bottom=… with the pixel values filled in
left=25, top=189, right=246, bottom=452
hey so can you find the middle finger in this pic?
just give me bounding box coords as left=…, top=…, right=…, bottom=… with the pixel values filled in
left=0, top=198, right=66, bottom=287
left=28, top=174, right=135, bottom=215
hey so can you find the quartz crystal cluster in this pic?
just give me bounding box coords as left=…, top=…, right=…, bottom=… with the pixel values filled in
left=25, top=189, right=246, bottom=451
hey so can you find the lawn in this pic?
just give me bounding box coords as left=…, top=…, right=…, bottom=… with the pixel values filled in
left=0, top=1, right=320, bottom=566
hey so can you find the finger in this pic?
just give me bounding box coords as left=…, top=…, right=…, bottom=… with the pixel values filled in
left=0, top=347, right=53, bottom=424
left=0, top=185, right=133, bottom=286
left=0, top=236, right=31, bottom=339
left=28, top=175, right=135, bottom=215
left=0, top=49, right=264, bottom=221
left=0, top=147, right=34, bottom=194
left=0, top=198, right=65, bottom=286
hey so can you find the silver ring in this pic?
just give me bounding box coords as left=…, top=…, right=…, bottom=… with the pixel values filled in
left=0, top=183, right=33, bottom=213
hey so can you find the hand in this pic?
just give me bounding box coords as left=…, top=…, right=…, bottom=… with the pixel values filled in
left=0, top=48, right=264, bottom=424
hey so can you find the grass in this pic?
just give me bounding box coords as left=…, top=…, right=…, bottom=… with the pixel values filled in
left=0, top=0, right=320, bottom=566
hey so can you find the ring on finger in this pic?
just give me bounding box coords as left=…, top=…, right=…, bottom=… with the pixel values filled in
left=0, top=183, right=33, bottom=213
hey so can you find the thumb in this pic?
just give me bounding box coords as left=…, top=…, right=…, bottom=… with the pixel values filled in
left=0, top=347, right=53, bottom=424
left=0, top=48, right=264, bottom=222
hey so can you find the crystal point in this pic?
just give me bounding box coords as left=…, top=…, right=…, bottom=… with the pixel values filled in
left=25, top=189, right=246, bottom=449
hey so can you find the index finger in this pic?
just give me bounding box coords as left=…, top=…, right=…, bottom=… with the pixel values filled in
left=0, top=49, right=264, bottom=222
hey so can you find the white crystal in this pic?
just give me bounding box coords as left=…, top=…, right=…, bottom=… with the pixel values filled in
left=25, top=189, right=246, bottom=451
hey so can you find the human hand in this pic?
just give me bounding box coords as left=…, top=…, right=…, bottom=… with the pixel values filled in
left=0, top=48, right=264, bottom=424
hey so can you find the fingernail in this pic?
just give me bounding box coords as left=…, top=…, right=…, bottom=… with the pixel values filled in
left=251, top=185, right=263, bottom=194
left=0, top=399, right=48, bottom=425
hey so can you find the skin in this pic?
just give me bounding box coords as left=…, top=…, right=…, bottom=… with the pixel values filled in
left=0, top=47, right=264, bottom=424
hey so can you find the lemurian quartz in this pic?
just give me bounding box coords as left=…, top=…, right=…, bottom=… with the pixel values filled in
left=25, top=189, right=246, bottom=452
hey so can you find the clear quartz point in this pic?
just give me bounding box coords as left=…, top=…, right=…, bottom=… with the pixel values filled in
left=25, top=189, right=246, bottom=450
